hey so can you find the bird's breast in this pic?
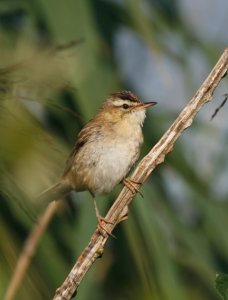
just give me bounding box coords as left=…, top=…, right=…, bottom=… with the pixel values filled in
left=88, top=125, right=143, bottom=195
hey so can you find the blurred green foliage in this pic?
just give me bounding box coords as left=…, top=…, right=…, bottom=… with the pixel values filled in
left=0, top=1, right=228, bottom=300
left=215, top=273, right=228, bottom=300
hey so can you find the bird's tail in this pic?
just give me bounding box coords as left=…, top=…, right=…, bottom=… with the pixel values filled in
left=36, top=180, right=72, bottom=207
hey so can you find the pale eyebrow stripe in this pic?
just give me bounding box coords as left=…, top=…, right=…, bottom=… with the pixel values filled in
left=112, top=99, right=136, bottom=106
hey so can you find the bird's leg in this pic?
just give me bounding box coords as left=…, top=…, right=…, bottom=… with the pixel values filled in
left=123, top=178, right=144, bottom=198
left=92, top=196, right=114, bottom=236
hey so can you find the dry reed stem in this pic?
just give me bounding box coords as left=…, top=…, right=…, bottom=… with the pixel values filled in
left=53, top=48, right=228, bottom=300
left=4, top=201, right=61, bottom=300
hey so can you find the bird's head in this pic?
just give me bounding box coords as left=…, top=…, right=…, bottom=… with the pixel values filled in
left=102, top=91, right=157, bottom=126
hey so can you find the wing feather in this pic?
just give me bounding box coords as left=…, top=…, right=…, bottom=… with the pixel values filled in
left=63, top=120, right=102, bottom=176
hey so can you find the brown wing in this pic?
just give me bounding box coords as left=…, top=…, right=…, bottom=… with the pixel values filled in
left=63, top=120, right=102, bottom=176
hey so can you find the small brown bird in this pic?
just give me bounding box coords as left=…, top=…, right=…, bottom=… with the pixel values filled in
left=40, top=91, right=157, bottom=229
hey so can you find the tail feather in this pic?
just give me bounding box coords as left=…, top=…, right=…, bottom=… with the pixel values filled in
left=37, top=180, right=72, bottom=206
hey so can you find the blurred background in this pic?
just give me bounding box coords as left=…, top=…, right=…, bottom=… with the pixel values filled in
left=0, top=0, right=228, bottom=299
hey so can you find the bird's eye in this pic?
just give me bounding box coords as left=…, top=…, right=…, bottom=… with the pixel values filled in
left=122, top=103, right=129, bottom=109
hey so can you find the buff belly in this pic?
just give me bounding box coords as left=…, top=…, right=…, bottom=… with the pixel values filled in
left=70, top=137, right=141, bottom=196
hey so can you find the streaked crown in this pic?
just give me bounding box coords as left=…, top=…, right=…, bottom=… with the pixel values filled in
left=110, top=91, right=141, bottom=103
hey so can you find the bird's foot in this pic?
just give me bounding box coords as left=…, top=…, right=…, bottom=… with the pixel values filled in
left=97, top=215, right=115, bottom=238
left=93, top=196, right=115, bottom=237
left=123, top=178, right=143, bottom=198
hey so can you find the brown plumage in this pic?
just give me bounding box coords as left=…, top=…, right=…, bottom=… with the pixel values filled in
left=38, top=91, right=157, bottom=230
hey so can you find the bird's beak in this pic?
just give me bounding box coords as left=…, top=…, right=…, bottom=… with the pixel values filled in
left=142, top=101, right=157, bottom=109
left=133, top=101, right=157, bottom=111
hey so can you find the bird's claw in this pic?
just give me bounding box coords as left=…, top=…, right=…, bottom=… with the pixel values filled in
left=97, top=216, right=116, bottom=238
left=123, top=178, right=143, bottom=198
